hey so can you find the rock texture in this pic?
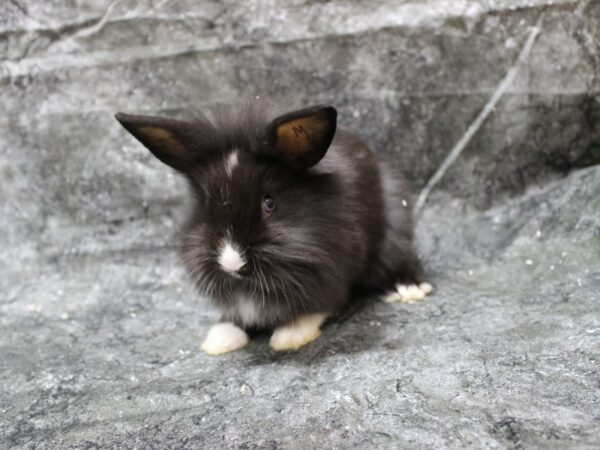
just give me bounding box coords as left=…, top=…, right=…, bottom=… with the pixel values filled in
left=1, top=0, right=599, bottom=448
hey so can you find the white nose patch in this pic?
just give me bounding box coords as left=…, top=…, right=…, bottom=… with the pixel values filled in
left=225, top=151, right=238, bottom=177
left=218, top=241, right=246, bottom=273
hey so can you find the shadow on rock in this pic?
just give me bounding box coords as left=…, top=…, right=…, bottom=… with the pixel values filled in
left=242, top=296, right=385, bottom=366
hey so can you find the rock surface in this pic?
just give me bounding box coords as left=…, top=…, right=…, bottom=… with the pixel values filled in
left=1, top=0, right=599, bottom=448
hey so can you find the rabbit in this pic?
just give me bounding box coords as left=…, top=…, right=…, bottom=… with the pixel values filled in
left=115, top=101, right=432, bottom=355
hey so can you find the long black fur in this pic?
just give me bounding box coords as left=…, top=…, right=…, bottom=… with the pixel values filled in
left=116, top=100, right=425, bottom=329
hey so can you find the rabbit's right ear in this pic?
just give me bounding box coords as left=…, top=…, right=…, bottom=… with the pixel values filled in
left=115, top=113, right=214, bottom=172
left=265, top=105, right=337, bottom=169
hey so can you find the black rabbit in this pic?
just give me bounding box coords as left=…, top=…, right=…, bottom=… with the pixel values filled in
left=115, top=101, right=431, bottom=354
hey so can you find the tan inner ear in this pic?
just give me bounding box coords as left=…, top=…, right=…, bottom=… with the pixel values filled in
left=276, top=114, right=328, bottom=157
left=139, top=126, right=187, bottom=157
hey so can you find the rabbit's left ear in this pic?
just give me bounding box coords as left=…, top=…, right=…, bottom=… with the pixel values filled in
left=265, top=105, right=337, bottom=169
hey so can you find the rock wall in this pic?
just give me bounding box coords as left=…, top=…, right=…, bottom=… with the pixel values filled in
left=1, top=1, right=599, bottom=448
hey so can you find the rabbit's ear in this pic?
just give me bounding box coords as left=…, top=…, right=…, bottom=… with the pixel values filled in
left=265, top=105, right=337, bottom=169
left=115, top=113, right=215, bottom=172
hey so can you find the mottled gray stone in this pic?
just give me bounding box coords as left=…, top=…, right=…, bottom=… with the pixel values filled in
left=1, top=0, right=599, bottom=448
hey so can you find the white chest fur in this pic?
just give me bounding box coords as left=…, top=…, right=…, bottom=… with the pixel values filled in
left=236, top=297, right=261, bottom=326
left=221, top=295, right=262, bottom=327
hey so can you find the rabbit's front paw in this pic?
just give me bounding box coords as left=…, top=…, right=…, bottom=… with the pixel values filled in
left=201, top=322, right=248, bottom=355
left=270, top=314, right=327, bottom=351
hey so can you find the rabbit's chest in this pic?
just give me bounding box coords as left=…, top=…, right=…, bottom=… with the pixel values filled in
left=222, top=294, right=264, bottom=328
left=235, top=296, right=261, bottom=326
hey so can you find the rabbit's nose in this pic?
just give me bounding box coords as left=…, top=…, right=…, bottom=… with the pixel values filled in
left=217, top=241, right=246, bottom=273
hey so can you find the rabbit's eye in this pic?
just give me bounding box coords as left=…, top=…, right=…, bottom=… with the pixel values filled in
left=263, top=194, right=276, bottom=215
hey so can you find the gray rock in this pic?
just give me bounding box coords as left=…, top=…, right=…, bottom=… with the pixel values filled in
left=1, top=0, right=599, bottom=448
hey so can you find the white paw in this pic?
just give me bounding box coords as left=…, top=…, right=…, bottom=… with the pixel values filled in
left=201, top=322, right=248, bottom=355
left=382, top=282, right=433, bottom=304
left=270, top=314, right=326, bottom=351
left=420, top=282, right=433, bottom=294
